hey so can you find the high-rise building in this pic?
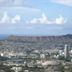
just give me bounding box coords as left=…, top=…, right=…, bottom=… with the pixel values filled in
left=64, top=44, right=69, bottom=58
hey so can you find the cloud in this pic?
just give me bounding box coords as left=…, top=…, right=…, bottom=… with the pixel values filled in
left=0, top=11, right=10, bottom=23
left=0, top=0, right=25, bottom=6
left=50, top=0, right=72, bottom=6
left=11, top=15, right=21, bottom=24
left=27, top=13, right=67, bottom=25
left=28, top=13, right=48, bottom=24
left=0, top=0, right=11, bottom=6
left=13, top=0, right=24, bottom=6
left=0, top=11, right=21, bottom=24
left=55, top=15, right=67, bottom=24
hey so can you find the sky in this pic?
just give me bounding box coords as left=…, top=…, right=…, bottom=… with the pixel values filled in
left=0, top=0, right=72, bottom=36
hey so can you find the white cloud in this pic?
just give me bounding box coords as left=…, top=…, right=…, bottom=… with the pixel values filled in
left=0, top=0, right=26, bottom=6
left=0, top=0, right=11, bottom=6
left=50, top=0, right=72, bottom=6
left=1, top=0, right=72, bottom=7
left=0, top=11, right=10, bottom=23
left=27, top=13, right=52, bottom=24
left=29, top=13, right=47, bottom=24
left=27, top=13, right=67, bottom=25
left=13, top=0, right=24, bottom=6
left=55, top=15, right=67, bottom=24
left=11, top=15, right=21, bottom=24
left=0, top=11, right=21, bottom=24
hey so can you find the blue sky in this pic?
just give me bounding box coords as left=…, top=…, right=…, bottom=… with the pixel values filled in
left=0, top=0, right=72, bottom=35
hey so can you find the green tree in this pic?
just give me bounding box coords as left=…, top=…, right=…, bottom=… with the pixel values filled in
left=58, top=63, right=64, bottom=72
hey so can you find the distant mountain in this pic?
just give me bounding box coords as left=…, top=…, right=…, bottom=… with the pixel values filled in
left=7, top=34, right=72, bottom=42
left=4, top=34, right=72, bottom=50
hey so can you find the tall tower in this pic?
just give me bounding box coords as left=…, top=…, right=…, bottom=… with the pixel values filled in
left=64, top=44, right=69, bottom=58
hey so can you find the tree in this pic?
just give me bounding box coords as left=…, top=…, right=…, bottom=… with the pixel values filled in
left=58, top=63, right=64, bottom=72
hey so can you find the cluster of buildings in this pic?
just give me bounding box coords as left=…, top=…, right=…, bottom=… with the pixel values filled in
left=58, top=44, right=71, bottom=60
left=0, top=44, right=72, bottom=72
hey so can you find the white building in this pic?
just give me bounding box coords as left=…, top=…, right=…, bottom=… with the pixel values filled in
left=11, top=67, right=22, bottom=72
left=40, top=54, right=45, bottom=59
left=64, top=44, right=69, bottom=58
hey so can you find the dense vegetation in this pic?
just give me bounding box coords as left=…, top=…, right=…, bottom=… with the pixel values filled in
left=0, top=64, right=14, bottom=72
